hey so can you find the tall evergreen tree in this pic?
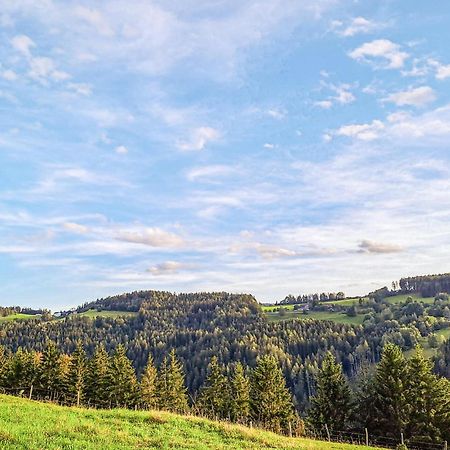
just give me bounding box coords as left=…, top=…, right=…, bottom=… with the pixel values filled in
left=157, top=349, right=188, bottom=414
left=307, top=352, right=352, bottom=432
left=230, top=362, right=250, bottom=423
left=85, top=344, right=110, bottom=407
left=7, top=348, right=38, bottom=395
left=107, top=344, right=139, bottom=408
left=140, top=354, right=158, bottom=409
left=371, top=344, right=408, bottom=438
left=66, top=342, right=87, bottom=407
left=197, top=356, right=230, bottom=419
left=39, top=341, right=64, bottom=400
left=0, top=345, right=10, bottom=387
left=250, top=355, right=295, bottom=432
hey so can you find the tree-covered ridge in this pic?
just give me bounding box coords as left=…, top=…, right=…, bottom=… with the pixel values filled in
left=0, top=291, right=374, bottom=407
left=399, top=273, right=450, bottom=297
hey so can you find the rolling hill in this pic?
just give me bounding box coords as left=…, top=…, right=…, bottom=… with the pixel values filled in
left=0, top=394, right=381, bottom=450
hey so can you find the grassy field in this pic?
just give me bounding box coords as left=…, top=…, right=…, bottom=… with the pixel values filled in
left=74, top=310, right=138, bottom=319
left=0, top=394, right=382, bottom=450
left=266, top=310, right=364, bottom=326
left=0, top=313, right=37, bottom=322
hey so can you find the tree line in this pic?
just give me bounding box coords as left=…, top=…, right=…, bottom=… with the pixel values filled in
left=1, top=341, right=449, bottom=445
left=0, top=342, right=300, bottom=434
left=398, top=273, right=450, bottom=298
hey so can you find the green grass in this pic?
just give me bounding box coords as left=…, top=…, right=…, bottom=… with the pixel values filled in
left=266, top=310, right=364, bottom=326
left=404, top=327, right=450, bottom=359
left=0, top=394, right=382, bottom=450
left=74, top=310, right=138, bottom=319
left=0, top=313, right=37, bottom=322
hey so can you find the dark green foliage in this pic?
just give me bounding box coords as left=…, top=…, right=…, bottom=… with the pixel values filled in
left=250, top=355, right=295, bottom=433
left=370, top=344, right=408, bottom=438
left=230, top=362, right=250, bottom=423
left=197, top=356, right=230, bottom=419
left=38, top=341, right=64, bottom=399
left=157, top=349, right=189, bottom=414
left=140, top=355, right=157, bottom=409
left=107, top=345, right=139, bottom=408
left=307, top=352, right=352, bottom=432
left=85, top=345, right=110, bottom=407
left=66, top=342, right=87, bottom=407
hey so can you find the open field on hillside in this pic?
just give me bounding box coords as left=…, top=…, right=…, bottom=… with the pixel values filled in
left=0, top=313, right=37, bottom=322
left=0, top=395, right=383, bottom=450
left=266, top=310, right=364, bottom=326
left=71, top=310, right=138, bottom=319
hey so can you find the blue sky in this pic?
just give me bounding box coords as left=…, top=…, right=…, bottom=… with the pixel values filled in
left=1, top=1, right=450, bottom=310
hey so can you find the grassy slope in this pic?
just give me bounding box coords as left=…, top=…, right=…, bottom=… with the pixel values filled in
left=75, top=310, right=138, bottom=319
left=0, top=395, right=381, bottom=450
left=0, top=313, right=37, bottom=322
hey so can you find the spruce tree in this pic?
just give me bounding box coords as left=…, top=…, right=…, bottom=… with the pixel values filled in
left=230, top=362, right=250, bottom=423
left=85, top=344, right=110, bottom=408
left=371, top=344, right=408, bottom=437
left=39, top=341, right=64, bottom=400
left=140, top=354, right=158, bottom=410
left=307, top=352, right=352, bottom=432
left=405, top=348, right=443, bottom=442
left=157, top=349, right=188, bottom=414
left=0, top=345, right=10, bottom=387
left=66, top=342, right=87, bottom=407
left=197, top=356, right=230, bottom=419
left=107, top=344, right=139, bottom=408
left=250, top=355, right=295, bottom=432
left=7, top=348, right=37, bottom=394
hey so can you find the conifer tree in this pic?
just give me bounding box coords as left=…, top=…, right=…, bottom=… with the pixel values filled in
left=66, top=342, right=87, bottom=407
left=39, top=341, right=64, bottom=400
left=85, top=344, right=110, bottom=407
left=157, top=349, right=188, bottom=414
left=371, top=344, right=408, bottom=437
left=307, top=352, right=352, bottom=432
left=250, top=355, right=295, bottom=432
left=230, top=362, right=250, bottom=423
left=197, top=356, right=230, bottom=419
left=0, top=345, right=10, bottom=386
left=7, top=348, right=37, bottom=394
left=140, top=354, right=158, bottom=409
left=405, top=348, right=444, bottom=442
left=107, top=344, right=139, bottom=408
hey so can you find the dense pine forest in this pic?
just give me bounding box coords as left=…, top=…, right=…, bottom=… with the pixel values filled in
left=0, top=274, right=450, bottom=446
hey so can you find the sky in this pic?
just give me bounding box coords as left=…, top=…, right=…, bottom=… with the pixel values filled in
left=1, top=1, right=450, bottom=310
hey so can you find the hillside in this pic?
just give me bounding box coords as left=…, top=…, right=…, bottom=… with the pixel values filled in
left=0, top=395, right=380, bottom=450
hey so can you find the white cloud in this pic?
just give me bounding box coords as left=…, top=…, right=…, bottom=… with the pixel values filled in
left=349, top=39, right=409, bottom=69
left=115, top=145, right=129, bottom=154
left=385, top=86, right=436, bottom=107
left=74, top=6, right=114, bottom=37
left=63, top=222, right=89, bottom=234
left=177, top=127, right=220, bottom=151
left=186, top=165, right=233, bottom=182
left=428, top=59, right=450, bottom=80
left=2, top=69, right=17, bottom=81
left=314, top=100, right=333, bottom=109
left=11, top=34, right=35, bottom=56
left=335, top=119, right=384, bottom=141
left=263, top=143, right=275, bottom=149
left=116, top=227, right=184, bottom=248
left=334, top=17, right=380, bottom=37
left=266, top=108, right=285, bottom=119
left=148, top=260, right=188, bottom=275
left=67, top=82, right=92, bottom=96
left=358, top=240, right=403, bottom=254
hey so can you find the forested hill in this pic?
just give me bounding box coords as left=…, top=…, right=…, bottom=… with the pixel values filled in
left=0, top=290, right=370, bottom=407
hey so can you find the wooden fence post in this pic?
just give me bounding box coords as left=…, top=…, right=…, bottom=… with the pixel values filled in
left=444, top=440, right=447, bottom=450
left=400, top=433, right=404, bottom=445
left=28, top=385, right=33, bottom=400
left=325, top=424, right=331, bottom=442
left=365, top=428, right=369, bottom=446
left=288, top=421, right=292, bottom=438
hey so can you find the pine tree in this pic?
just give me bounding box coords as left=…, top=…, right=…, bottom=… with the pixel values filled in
left=250, top=355, right=295, bottom=433
left=230, top=362, right=250, bottom=423
left=307, top=352, right=352, bottom=432
left=7, top=348, right=38, bottom=395
left=434, top=377, right=450, bottom=442
left=0, top=345, right=10, bottom=386
left=405, top=348, right=444, bottom=442
left=39, top=341, right=64, bottom=400
left=157, top=349, right=188, bottom=414
left=197, top=356, right=230, bottom=419
left=85, top=344, right=110, bottom=408
left=107, top=344, right=139, bottom=408
left=371, top=344, right=408, bottom=437
left=140, top=354, right=158, bottom=409
left=66, top=342, right=87, bottom=407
